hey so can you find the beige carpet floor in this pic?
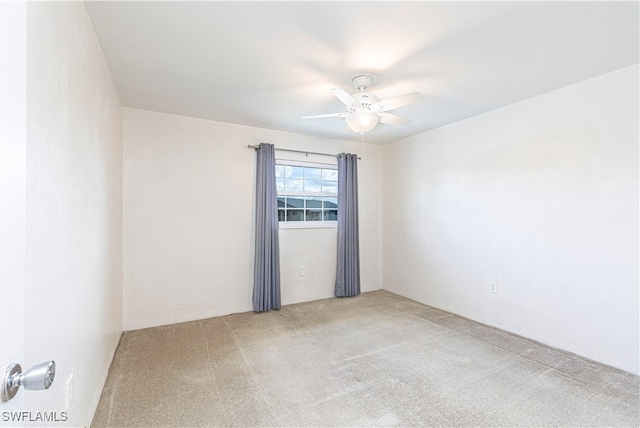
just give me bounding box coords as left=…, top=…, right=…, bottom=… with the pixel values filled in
left=92, top=290, right=639, bottom=427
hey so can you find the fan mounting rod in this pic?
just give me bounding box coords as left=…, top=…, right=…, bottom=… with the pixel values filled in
left=352, top=75, right=372, bottom=92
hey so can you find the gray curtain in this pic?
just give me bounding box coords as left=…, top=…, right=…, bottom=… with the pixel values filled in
left=335, top=153, right=360, bottom=297
left=253, top=143, right=281, bottom=312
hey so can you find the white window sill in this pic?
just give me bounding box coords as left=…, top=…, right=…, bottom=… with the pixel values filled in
left=279, top=221, right=337, bottom=230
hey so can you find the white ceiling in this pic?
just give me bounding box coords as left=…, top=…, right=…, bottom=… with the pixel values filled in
left=85, top=1, right=639, bottom=145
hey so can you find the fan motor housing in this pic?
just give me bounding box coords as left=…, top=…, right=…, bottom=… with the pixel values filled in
left=351, top=92, right=379, bottom=111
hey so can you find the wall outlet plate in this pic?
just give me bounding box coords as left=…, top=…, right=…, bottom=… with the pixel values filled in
left=490, top=281, right=498, bottom=294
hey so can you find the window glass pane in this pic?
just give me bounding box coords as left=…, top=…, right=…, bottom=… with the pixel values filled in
left=276, top=163, right=338, bottom=223
left=285, top=197, right=304, bottom=209
left=305, top=197, right=322, bottom=209
left=322, top=169, right=338, bottom=181
left=323, top=197, right=337, bottom=209
left=284, top=166, right=304, bottom=179
left=322, top=181, right=337, bottom=194
left=304, top=179, right=322, bottom=192
left=286, top=209, right=304, bottom=221
left=304, top=167, right=322, bottom=180
left=284, top=178, right=303, bottom=192
left=305, top=210, right=323, bottom=221
left=324, top=210, right=338, bottom=221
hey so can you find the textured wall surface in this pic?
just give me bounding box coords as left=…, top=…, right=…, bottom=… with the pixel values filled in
left=122, top=108, right=382, bottom=330
left=26, top=2, right=123, bottom=426
left=382, top=65, right=639, bottom=374
left=0, top=2, right=27, bottom=421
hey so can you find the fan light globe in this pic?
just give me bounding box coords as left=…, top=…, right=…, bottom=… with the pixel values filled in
left=346, top=111, right=380, bottom=134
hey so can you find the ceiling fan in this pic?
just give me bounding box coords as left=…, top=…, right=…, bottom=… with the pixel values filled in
left=303, top=75, right=422, bottom=134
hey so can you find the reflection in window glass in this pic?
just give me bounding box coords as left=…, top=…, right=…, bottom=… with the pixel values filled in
left=305, top=197, right=322, bottom=208
left=323, top=198, right=337, bottom=209
left=284, top=166, right=304, bottom=179
left=322, top=169, right=337, bottom=181
left=284, top=178, right=303, bottom=192
left=304, top=168, right=322, bottom=180
left=286, top=197, right=304, bottom=208
left=286, top=209, right=304, bottom=221
left=306, top=210, right=323, bottom=221
left=324, top=210, right=338, bottom=221
left=304, top=179, right=322, bottom=192
left=322, top=181, right=337, bottom=194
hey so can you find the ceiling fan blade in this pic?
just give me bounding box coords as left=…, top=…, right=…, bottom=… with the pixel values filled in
left=379, top=112, right=411, bottom=126
left=330, top=88, right=359, bottom=108
left=372, top=92, right=422, bottom=112
left=302, top=112, right=348, bottom=119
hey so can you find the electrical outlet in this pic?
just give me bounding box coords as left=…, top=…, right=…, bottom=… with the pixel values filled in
left=65, top=374, right=74, bottom=410
left=298, top=266, right=305, bottom=277
left=490, top=281, right=498, bottom=294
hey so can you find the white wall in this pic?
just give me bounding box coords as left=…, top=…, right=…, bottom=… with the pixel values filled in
left=26, top=2, right=123, bottom=426
left=382, top=65, right=639, bottom=374
left=0, top=2, right=27, bottom=423
left=123, top=108, right=381, bottom=331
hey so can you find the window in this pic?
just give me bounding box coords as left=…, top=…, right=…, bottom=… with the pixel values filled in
left=276, top=162, right=337, bottom=227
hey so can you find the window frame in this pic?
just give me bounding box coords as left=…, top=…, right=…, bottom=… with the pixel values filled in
left=275, top=159, right=338, bottom=229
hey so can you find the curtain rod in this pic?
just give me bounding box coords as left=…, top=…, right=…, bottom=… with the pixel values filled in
left=247, top=144, right=361, bottom=160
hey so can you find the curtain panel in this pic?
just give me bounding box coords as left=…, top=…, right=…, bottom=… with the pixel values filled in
left=335, top=153, right=360, bottom=297
left=253, top=143, right=281, bottom=312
